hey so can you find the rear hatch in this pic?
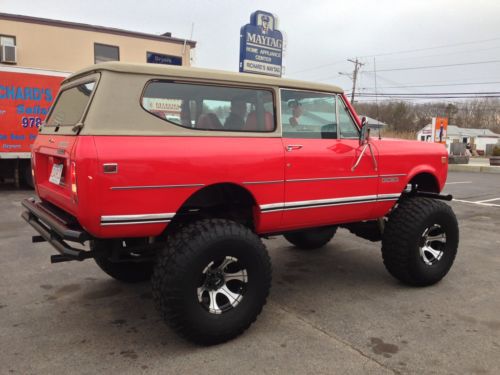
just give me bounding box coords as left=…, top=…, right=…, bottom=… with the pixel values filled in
left=33, top=74, right=98, bottom=215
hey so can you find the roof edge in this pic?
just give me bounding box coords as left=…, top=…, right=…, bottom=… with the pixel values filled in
left=0, top=12, right=196, bottom=47
left=64, top=62, right=344, bottom=93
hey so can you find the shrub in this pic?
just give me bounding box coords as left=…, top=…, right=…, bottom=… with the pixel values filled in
left=493, top=146, right=500, bottom=156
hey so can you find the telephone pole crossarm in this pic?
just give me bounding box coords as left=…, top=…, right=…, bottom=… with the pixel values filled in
left=346, top=58, right=365, bottom=103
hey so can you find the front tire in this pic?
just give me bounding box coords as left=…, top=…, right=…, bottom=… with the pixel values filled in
left=382, top=197, right=459, bottom=286
left=284, top=226, right=337, bottom=249
left=152, top=219, right=271, bottom=345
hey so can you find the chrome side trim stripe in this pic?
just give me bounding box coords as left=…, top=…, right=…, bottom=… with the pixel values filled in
left=286, top=175, right=378, bottom=183
left=243, top=180, right=284, bottom=185
left=109, top=175, right=406, bottom=190
left=110, top=184, right=204, bottom=190
left=101, top=213, right=176, bottom=222
left=282, top=199, right=376, bottom=212
left=284, top=195, right=377, bottom=208
left=101, top=213, right=176, bottom=226
left=379, top=174, right=407, bottom=177
left=260, top=193, right=401, bottom=213
left=101, top=219, right=171, bottom=226
left=377, top=193, right=402, bottom=200
left=260, top=202, right=285, bottom=211
left=249, top=174, right=407, bottom=184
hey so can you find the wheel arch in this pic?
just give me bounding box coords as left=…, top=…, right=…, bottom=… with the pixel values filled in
left=169, top=182, right=260, bottom=230
left=406, top=167, right=442, bottom=193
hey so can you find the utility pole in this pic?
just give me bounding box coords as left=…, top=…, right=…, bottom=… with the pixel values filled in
left=339, top=58, right=365, bottom=103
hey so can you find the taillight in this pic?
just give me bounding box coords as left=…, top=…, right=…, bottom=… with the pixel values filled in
left=31, top=151, right=39, bottom=196
left=70, top=161, right=78, bottom=203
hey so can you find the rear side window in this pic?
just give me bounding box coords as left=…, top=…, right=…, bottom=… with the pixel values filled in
left=46, top=82, right=95, bottom=126
left=142, top=81, right=275, bottom=132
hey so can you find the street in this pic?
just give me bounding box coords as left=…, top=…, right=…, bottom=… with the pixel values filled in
left=1, top=171, right=499, bottom=374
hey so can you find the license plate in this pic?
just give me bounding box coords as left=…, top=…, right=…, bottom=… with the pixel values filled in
left=49, top=163, right=64, bottom=185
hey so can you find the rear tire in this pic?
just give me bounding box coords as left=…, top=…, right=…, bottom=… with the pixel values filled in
left=21, top=160, right=34, bottom=189
left=152, top=219, right=271, bottom=345
left=382, top=197, right=459, bottom=286
left=284, top=226, right=337, bottom=250
left=92, top=239, right=155, bottom=283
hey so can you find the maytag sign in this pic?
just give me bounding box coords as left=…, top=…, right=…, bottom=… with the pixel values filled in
left=239, top=11, right=283, bottom=77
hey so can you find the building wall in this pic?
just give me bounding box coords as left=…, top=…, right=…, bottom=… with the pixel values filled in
left=475, top=137, right=500, bottom=152
left=417, top=125, right=500, bottom=153
left=0, top=18, right=192, bottom=72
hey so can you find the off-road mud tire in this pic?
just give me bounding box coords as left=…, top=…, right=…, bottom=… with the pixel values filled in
left=151, top=219, right=271, bottom=345
left=382, top=197, right=459, bottom=286
left=284, top=226, right=337, bottom=249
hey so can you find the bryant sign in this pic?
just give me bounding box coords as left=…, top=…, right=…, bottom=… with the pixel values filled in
left=239, top=11, right=283, bottom=77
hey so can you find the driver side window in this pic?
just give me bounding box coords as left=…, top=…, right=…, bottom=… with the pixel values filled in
left=281, top=89, right=337, bottom=139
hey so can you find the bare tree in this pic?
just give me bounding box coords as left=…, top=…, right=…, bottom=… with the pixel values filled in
left=353, top=99, right=500, bottom=133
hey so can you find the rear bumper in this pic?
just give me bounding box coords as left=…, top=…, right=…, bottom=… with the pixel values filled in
left=21, top=198, right=94, bottom=262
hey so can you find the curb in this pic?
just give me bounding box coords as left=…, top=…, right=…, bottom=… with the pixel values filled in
left=448, top=164, right=500, bottom=174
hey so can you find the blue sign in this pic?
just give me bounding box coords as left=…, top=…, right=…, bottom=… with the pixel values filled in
left=147, top=52, right=182, bottom=66
left=239, top=11, right=283, bottom=77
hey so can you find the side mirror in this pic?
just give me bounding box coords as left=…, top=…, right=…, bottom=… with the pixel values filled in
left=359, top=118, right=370, bottom=145
left=361, top=116, right=367, bottom=127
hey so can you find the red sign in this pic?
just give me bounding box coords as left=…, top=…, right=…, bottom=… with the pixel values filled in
left=0, top=69, right=66, bottom=153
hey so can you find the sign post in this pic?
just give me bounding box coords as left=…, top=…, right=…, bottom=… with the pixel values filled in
left=239, top=10, right=283, bottom=77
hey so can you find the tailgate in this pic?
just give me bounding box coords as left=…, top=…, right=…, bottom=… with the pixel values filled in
left=32, top=134, right=79, bottom=215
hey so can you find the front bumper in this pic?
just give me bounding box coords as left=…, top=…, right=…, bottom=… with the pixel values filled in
left=21, top=198, right=94, bottom=263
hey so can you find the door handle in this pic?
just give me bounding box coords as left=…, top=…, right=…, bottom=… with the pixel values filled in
left=286, top=144, right=303, bottom=152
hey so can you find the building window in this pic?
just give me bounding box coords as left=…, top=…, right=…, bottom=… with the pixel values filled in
left=94, top=43, right=119, bottom=64
left=0, top=35, right=17, bottom=64
left=146, top=52, right=182, bottom=66
left=0, top=35, right=16, bottom=46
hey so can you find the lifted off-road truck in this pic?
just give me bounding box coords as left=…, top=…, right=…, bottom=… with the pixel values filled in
left=22, top=62, right=459, bottom=345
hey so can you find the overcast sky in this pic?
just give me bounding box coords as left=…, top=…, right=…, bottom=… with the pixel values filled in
left=3, top=0, right=500, bottom=102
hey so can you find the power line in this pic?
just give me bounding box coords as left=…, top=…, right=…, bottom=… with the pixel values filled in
left=288, top=36, right=500, bottom=77
left=370, top=45, right=500, bottom=64
left=356, top=36, right=500, bottom=58
left=357, top=91, right=500, bottom=96
left=288, top=60, right=347, bottom=75
left=362, top=59, right=500, bottom=73
left=355, top=99, right=500, bottom=109
left=358, top=81, right=500, bottom=90
left=356, top=95, right=500, bottom=99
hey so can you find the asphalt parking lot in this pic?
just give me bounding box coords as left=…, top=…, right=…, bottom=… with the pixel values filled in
left=1, top=171, right=499, bottom=374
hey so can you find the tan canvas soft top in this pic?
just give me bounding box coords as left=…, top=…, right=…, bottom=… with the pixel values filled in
left=64, top=62, right=344, bottom=94
left=45, top=62, right=345, bottom=137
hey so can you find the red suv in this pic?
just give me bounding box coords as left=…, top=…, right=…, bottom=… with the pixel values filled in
left=22, top=62, right=458, bottom=345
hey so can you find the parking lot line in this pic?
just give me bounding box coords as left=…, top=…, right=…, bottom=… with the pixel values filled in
left=445, top=181, right=472, bottom=185
left=453, top=198, right=500, bottom=207
left=475, top=197, right=500, bottom=203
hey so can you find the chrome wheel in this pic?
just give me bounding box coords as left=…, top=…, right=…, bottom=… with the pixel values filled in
left=197, top=256, right=248, bottom=314
left=419, top=224, right=446, bottom=266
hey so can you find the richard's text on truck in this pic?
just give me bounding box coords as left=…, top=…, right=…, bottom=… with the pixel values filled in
left=0, top=66, right=68, bottom=187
